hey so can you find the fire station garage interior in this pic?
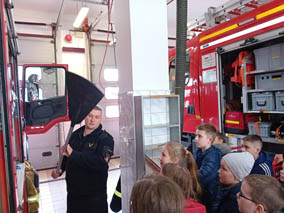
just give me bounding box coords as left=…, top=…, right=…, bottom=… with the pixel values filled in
left=1, top=0, right=284, bottom=212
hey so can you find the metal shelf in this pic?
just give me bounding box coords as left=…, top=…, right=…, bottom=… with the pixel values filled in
left=246, top=66, right=284, bottom=75
left=144, top=124, right=179, bottom=129
left=226, top=133, right=284, bottom=144
left=141, top=95, right=180, bottom=165
left=242, top=64, right=284, bottom=112
left=226, top=133, right=246, bottom=139
left=245, top=110, right=284, bottom=114
left=247, top=88, right=284, bottom=93
left=262, top=136, right=278, bottom=144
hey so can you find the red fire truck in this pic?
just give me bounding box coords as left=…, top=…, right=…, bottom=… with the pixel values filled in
left=169, top=0, right=284, bottom=154
left=0, top=1, right=72, bottom=212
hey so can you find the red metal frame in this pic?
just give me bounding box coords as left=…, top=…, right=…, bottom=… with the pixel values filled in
left=0, top=132, right=9, bottom=212
left=0, top=0, right=19, bottom=210
left=183, top=36, right=203, bottom=133
left=25, top=116, right=69, bottom=135
left=15, top=118, right=23, bottom=162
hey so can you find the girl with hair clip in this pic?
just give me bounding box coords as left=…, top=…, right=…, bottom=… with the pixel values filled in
left=162, top=163, right=206, bottom=213
left=160, top=141, right=202, bottom=200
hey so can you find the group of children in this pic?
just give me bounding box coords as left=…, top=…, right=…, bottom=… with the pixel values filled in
left=129, top=123, right=284, bottom=213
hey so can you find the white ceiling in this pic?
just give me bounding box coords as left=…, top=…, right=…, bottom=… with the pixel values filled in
left=13, top=0, right=229, bottom=40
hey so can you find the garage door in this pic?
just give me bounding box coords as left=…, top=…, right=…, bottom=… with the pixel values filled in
left=18, top=36, right=58, bottom=170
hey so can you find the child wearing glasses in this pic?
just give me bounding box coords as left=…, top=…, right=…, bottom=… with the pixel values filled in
left=237, top=174, right=284, bottom=213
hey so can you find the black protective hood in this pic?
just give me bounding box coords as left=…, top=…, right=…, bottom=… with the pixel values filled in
left=66, top=71, right=104, bottom=127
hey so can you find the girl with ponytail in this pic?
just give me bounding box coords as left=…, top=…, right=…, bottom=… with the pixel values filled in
left=160, top=141, right=202, bottom=200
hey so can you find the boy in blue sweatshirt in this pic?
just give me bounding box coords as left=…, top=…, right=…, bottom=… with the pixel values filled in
left=242, top=135, right=273, bottom=176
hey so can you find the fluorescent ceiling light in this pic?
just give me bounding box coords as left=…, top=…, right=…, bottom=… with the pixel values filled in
left=73, top=7, right=89, bottom=28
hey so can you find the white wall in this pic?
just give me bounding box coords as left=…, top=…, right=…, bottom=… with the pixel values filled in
left=115, top=1, right=169, bottom=93
left=58, top=30, right=88, bottom=78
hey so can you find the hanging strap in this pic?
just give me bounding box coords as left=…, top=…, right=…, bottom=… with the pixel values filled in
left=254, top=122, right=259, bottom=135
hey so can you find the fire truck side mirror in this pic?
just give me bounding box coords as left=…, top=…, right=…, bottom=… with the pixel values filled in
left=23, top=65, right=69, bottom=134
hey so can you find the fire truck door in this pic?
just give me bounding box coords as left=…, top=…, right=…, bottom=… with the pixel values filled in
left=183, top=47, right=202, bottom=133
left=23, top=65, right=69, bottom=135
left=199, top=52, right=219, bottom=128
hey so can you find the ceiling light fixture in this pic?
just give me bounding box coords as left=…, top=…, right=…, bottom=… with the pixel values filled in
left=73, top=7, right=89, bottom=28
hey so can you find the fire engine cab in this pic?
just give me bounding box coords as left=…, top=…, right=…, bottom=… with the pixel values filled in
left=169, top=0, right=284, bottom=154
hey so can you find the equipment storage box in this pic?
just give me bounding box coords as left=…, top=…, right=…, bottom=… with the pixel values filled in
left=276, top=91, right=284, bottom=111
left=255, top=72, right=284, bottom=89
left=254, top=43, right=284, bottom=70
left=248, top=122, right=272, bottom=137
left=251, top=92, right=275, bottom=111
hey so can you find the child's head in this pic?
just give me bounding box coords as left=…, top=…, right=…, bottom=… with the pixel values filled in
left=238, top=174, right=284, bottom=213
left=218, top=152, right=254, bottom=185
left=162, top=163, right=198, bottom=200
left=130, top=175, right=185, bottom=213
left=195, top=123, right=217, bottom=150
left=213, top=132, right=229, bottom=145
left=160, top=142, right=183, bottom=167
left=242, top=135, right=263, bottom=160
left=160, top=142, right=191, bottom=168
left=159, top=142, right=202, bottom=199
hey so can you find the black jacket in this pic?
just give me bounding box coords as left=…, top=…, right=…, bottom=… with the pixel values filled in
left=195, top=146, right=222, bottom=211
left=61, top=124, right=114, bottom=197
left=211, top=181, right=241, bottom=213
left=195, top=146, right=222, bottom=193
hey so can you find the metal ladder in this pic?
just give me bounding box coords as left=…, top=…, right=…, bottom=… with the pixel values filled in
left=187, top=0, right=273, bottom=33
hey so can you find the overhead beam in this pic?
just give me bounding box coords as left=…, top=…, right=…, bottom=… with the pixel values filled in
left=15, top=21, right=50, bottom=26
left=71, top=0, right=107, bottom=5
left=17, top=33, right=53, bottom=39
left=93, top=29, right=177, bottom=41
left=95, top=29, right=115, bottom=34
